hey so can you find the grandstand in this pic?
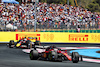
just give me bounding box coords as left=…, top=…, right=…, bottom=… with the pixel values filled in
left=0, top=1, right=100, bottom=32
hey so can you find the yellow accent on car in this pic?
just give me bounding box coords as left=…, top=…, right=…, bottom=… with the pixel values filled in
left=16, top=43, right=20, bottom=47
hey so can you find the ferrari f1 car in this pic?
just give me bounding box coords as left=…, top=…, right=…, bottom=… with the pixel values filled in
left=8, top=37, right=40, bottom=48
left=29, top=45, right=82, bottom=63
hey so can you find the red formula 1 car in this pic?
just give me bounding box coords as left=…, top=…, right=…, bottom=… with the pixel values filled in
left=29, top=45, right=82, bottom=63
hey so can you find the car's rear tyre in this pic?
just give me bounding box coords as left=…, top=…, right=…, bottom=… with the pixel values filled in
left=9, top=40, right=14, bottom=48
left=72, top=52, right=79, bottom=63
left=57, top=53, right=62, bottom=62
left=30, top=50, right=39, bottom=60
left=34, top=41, right=40, bottom=45
left=26, top=40, right=31, bottom=48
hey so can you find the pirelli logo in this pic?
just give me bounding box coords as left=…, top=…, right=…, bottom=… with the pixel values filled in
left=69, top=34, right=88, bottom=41
left=16, top=34, right=40, bottom=40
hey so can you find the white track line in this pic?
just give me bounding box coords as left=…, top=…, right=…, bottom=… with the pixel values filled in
left=83, top=58, right=100, bottom=63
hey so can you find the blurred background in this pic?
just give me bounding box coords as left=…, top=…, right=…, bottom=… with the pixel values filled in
left=0, top=0, right=100, bottom=33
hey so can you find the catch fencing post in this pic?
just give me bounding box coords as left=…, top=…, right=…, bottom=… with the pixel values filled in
left=34, top=0, right=39, bottom=32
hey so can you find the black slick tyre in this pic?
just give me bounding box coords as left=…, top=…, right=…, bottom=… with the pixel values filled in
left=34, top=41, right=40, bottom=45
left=9, top=40, right=14, bottom=48
left=48, top=51, right=59, bottom=61
left=72, top=52, right=79, bottom=63
left=26, top=40, right=30, bottom=48
left=30, top=50, right=39, bottom=60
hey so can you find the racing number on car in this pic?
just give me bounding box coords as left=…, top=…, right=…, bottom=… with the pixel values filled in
left=43, top=34, right=54, bottom=41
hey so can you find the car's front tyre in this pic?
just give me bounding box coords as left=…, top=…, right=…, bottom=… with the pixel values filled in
left=72, top=52, right=79, bottom=63
left=30, top=50, right=39, bottom=60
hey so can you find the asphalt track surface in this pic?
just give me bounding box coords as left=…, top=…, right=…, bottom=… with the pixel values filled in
left=0, top=44, right=100, bottom=67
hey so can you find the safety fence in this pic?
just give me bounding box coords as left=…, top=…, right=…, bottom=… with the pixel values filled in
left=0, top=20, right=100, bottom=32
left=40, top=30, right=100, bottom=33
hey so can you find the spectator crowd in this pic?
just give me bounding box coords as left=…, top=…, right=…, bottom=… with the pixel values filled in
left=0, top=2, right=100, bottom=31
